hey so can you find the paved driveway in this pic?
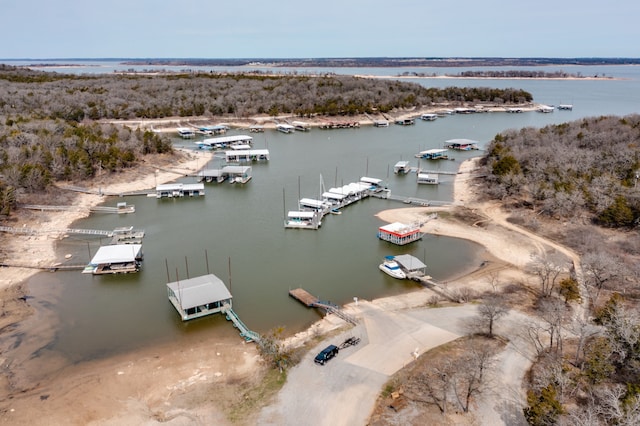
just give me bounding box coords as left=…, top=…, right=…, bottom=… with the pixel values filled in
left=256, top=303, right=478, bottom=426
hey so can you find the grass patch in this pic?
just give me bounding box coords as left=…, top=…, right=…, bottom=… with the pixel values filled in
left=226, top=368, right=287, bottom=424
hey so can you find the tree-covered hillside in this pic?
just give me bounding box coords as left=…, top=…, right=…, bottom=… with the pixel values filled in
left=0, top=64, right=532, bottom=120
left=483, top=115, right=640, bottom=228
left=0, top=64, right=534, bottom=214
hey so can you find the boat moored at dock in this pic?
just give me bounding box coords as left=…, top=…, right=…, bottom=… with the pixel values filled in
left=420, top=113, right=437, bottom=121
left=378, top=256, right=407, bottom=279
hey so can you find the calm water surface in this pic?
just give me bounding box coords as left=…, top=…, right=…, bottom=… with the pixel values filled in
left=9, top=62, right=640, bottom=367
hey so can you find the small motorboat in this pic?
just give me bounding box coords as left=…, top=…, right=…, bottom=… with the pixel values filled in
left=378, top=256, right=406, bottom=280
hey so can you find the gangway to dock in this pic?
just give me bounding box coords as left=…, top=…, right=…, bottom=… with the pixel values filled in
left=289, top=288, right=358, bottom=325
left=417, top=169, right=458, bottom=176
left=20, top=203, right=136, bottom=213
left=381, top=194, right=450, bottom=207
left=222, top=306, right=261, bottom=342
left=0, top=225, right=113, bottom=237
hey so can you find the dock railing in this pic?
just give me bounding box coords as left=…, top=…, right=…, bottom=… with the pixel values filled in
left=222, top=305, right=261, bottom=342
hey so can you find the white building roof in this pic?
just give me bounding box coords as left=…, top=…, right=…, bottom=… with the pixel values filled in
left=182, top=183, right=205, bottom=191
left=287, top=211, right=316, bottom=219
left=90, top=244, right=142, bottom=265
left=166, top=274, right=232, bottom=310
left=360, top=177, right=383, bottom=185
left=379, top=222, right=420, bottom=234
left=322, top=191, right=347, bottom=200
left=299, top=198, right=326, bottom=209
left=419, top=148, right=448, bottom=155
left=393, top=254, right=427, bottom=271
left=202, top=135, right=253, bottom=145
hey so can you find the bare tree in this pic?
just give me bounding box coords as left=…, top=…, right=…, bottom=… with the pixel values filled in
left=476, top=294, right=510, bottom=337
left=451, top=340, right=499, bottom=412
left=407, top=359, right=455, bottom=415
left=581, top=251, right=619, bottom=308
left=596, top=385, right=640, bottom=426
left=528, top=252, right=566, bottom=297
left=566, top=316, right=602, bottom=367
left=537, top=297, right=570, bottom=355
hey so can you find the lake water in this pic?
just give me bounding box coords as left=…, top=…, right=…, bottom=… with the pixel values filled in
left=5, top=60, right=640, bottom=368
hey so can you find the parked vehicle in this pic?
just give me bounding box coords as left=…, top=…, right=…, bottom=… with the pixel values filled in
left=314, top=345, right=339, bottom=365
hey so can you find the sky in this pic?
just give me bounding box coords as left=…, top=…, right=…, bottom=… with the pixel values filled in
left=1, top=0, right=639, bottom=59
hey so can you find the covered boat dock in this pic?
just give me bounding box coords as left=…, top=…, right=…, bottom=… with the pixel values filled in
left=392, top=254, right=429, bottom=280
left=196, top=134, right=253, bottom=149
left=417, top=173, right=439, bottom=185
left=415, top=148, right=449, bottom=160
left=224, top=149, right=270, bottom=163
left=167, top=273, right=233, bottom=321
left=394, top=161, right=411, bottom=174
left=444, top=138, right=479, bottom=150
left=83, top=244, right=143, bottom=275
left=285, top=210, right=322, bottom=229
left=156, top=183, right=205, bottom=198
left=198, top=166, right=253, bottom=184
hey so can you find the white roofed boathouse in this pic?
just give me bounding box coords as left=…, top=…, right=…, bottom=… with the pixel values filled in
left=83, top=244, right=143, bottom=275
left=167, top=273, right=233, bottom=321
left=156, top=183, right=205, bottom=198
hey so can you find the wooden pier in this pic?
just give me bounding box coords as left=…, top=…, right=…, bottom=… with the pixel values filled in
left=372, top=192, right=450, bottom=207
left=289, top=288, right=358, bottom=325
left=0, top=225, right=113, bottom=237
left=20, top=203, right=135, bottom=214
left=289, top=288, right=319, bottom=306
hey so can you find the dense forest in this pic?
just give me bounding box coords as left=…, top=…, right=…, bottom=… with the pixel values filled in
left=478, top=115, right=640, bottom=425
left=483, top=115, right=640, bottom=228
left=0, top=64, right=532, bottom=120
left=0, top=64, right=533, bottom=213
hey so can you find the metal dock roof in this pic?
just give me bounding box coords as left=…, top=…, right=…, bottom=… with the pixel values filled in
left=166, top=273, right=232, bottom=310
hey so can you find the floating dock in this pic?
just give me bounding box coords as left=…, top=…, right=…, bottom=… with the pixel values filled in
left=289, top=288, right=319, bottom=306
left=285, top=176, right=388, bottom=230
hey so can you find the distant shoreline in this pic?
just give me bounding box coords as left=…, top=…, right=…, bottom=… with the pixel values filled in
left=358, top=74, right=618, bottom=81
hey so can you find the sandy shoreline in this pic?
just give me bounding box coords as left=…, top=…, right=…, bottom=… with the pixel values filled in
left=105, top=101, right=546, bottom=134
